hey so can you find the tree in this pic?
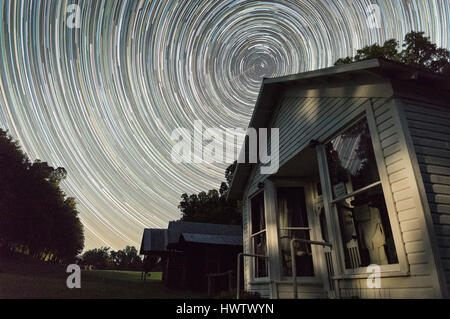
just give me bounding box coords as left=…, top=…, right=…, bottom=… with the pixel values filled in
left=0, top=128, right=84, bottom=261
left=401, top=32, right=450, bottom=74
left=225, top=161, right=237, bottom=186
left=178, top=162, right=241, bottom=225
left=335, top=32, right=450, bottom=76
left=53, top=197, right=84, bottom=260
left=82, top=245, right=142, bottom=270
left=81, top=247, right=111, bottom=269
left=110, top=246, right=142, bottom=270
left=0, top=129, right=30, bottom=247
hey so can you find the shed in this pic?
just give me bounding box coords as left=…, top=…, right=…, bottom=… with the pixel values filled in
left=139, top=221, right=242, bottom=292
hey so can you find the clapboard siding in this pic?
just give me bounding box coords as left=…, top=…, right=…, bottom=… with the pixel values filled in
left=247, top=283, right=271, bottom=298
left=403, top=100, right=450, bottom=292
left=277, top=97, right=369, bottom=163
left=276, top=282, right=326, bottom=299
left=338, top=278, right=436, bottom=299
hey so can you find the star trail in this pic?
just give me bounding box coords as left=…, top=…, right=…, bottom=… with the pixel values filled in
left=0, top=0, right=448, bottom=250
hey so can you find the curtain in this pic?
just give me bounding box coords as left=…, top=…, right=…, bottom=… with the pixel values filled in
left=277, top=187, right=313, bottom=276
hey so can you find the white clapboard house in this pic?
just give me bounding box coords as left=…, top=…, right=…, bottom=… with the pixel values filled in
left=228, top=59, right=450, bottom=299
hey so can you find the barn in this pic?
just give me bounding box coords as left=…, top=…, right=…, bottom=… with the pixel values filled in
left=140, top=221, right=242, bottom=293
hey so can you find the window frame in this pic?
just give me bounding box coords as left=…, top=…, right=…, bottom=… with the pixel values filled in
left=317, top=109, right=409, bottom=278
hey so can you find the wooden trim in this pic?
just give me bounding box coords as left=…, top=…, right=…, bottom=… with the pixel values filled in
left=244, top=193, right=253, bottom=287
left=270, top=177, right=310, bottom=187
left=304, top=182, right=333, bottom=295
left=250, top=229, right=267, bottom=238
left=284, top=83, right=395, bottom=99
left=276, top=277, right=323, bottom=284
left=316, top=144, right=345, bottom=296
left=249, top=188, right=264, bottom=200
left=365, top=100, right=410, bottom=276
left=263, top=179, right=281, bottom=297
left=248, top=189, right=269, bottom=282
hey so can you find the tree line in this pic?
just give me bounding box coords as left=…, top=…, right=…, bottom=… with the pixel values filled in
left=0, top=129, right=84, bottom=262
left=80, top=245, right=142, bottom=270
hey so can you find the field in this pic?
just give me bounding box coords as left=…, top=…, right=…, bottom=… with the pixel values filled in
left=0, top=253, right=207, bottom=299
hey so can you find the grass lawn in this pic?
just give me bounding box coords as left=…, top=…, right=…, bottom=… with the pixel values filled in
left=0, top=253, right=207, bottom=299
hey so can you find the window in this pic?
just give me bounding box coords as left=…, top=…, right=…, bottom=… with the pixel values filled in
left=277, top=187, right=314, bottom=277
left=325, top=118, right=398, bottom=269
left=250, top=192, right=268, bottom=277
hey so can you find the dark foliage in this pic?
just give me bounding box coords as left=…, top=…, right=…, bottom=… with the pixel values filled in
left=178, top=161, right=241, bottom=225
left=81, top=245, right=142, bottom=270
left=335, top=31, right=450, bottom=76
left=0, top=128, right=84, bottom=261
left=109, top=245, right=142, bottom=270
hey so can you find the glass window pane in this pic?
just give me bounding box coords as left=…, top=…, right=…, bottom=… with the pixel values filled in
left=277, top=187, right=314, bottom=277
left=325, top=118, right=380, bottom=198
left=336, top=185, right=398, bottom=269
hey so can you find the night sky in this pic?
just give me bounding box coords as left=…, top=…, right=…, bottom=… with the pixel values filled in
left=0, top=0, right=448, bottom=250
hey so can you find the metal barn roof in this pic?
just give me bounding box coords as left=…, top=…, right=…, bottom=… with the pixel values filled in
left=167, top=221, right=241, bottom=245
left=140, top=221, right=242, bottom=254
left=139, top=228, right=168, bottom=254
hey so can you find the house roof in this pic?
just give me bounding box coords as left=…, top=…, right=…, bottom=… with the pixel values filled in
left=140, top=221, right=242, bottom=253
left=180, top=233, right=242, bottom=246
left=227, top=58, right=450, bottom=200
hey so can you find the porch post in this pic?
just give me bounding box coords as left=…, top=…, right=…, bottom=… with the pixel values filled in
left=264, top=179, right=281, bottom=298
left=316, top=145, right=344, bottom=297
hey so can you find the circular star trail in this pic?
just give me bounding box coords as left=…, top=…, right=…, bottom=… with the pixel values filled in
left=0, top=0, right=448, bottom=249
